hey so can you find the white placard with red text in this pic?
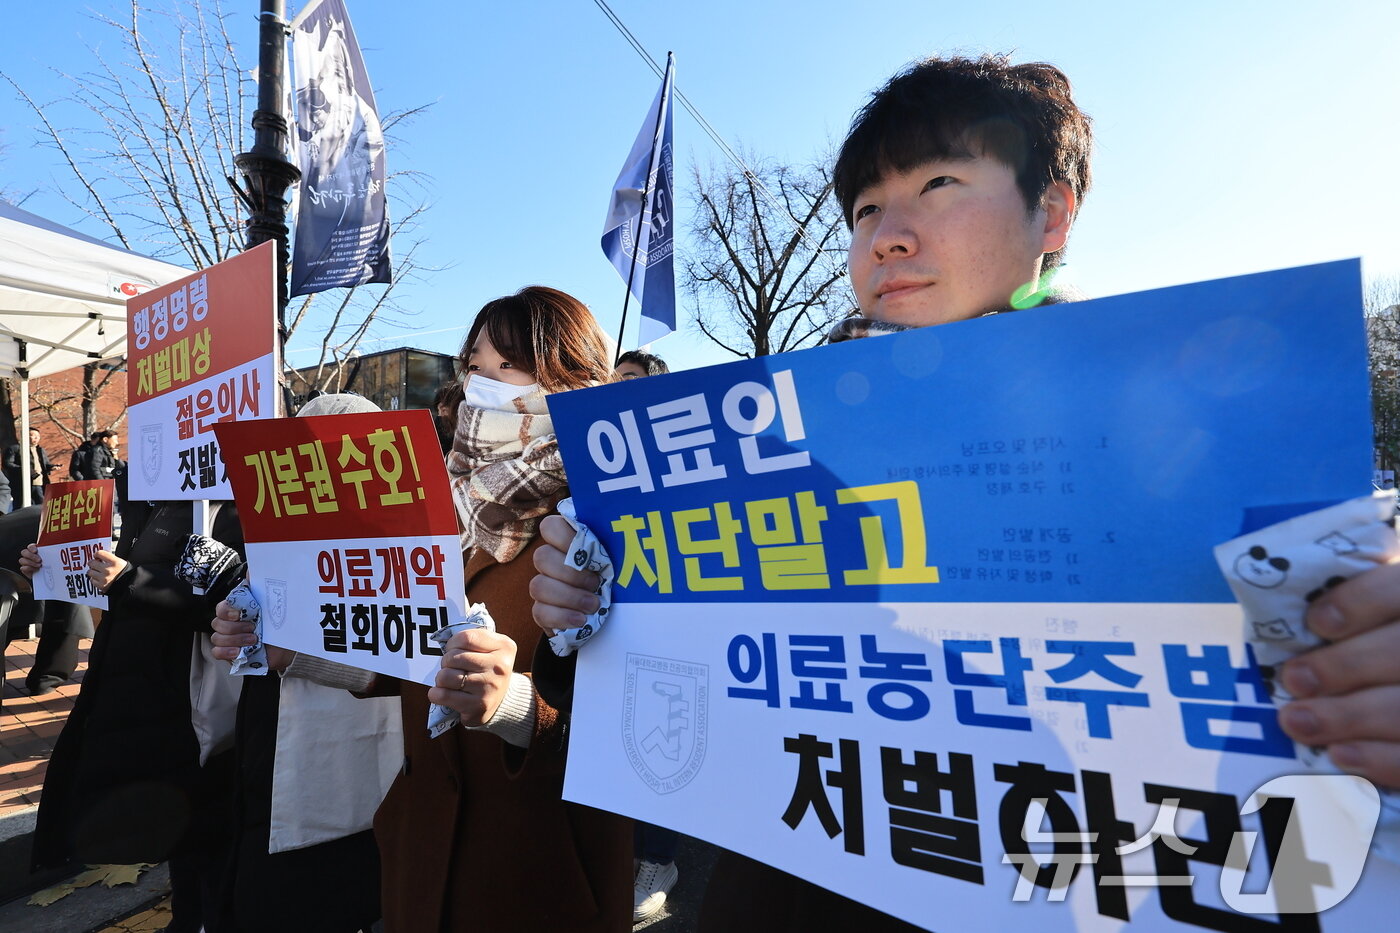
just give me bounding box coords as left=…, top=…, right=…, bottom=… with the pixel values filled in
left=33, top=480, right=115, bottom=610
left=127, top=241, right=278, bottom=500
left=215, top=410, right=465, bottom=684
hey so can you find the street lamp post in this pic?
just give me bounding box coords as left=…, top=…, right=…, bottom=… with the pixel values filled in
left=233, top=0, right=300, bottom=419
left=234, top=0, right=300, bottom=347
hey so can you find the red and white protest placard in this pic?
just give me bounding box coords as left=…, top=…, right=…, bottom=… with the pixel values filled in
left=33, top=480, right=115, bottom=610
left=215, top=410, right=465, bottom=684
left=127, top=240, right=278, bottom=500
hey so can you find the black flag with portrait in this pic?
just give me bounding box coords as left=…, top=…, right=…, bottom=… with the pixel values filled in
left=289, top=0, right=392, bottom=297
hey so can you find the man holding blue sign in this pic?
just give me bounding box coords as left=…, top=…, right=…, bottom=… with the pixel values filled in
left=532, top=54, right=1400, bottom=930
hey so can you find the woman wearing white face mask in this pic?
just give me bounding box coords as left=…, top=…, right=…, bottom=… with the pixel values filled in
left=448, top=288, right=604, bottom=552
left=375, top=286, right=632, bottom=933
left=209, top=288, right=630, bottom=930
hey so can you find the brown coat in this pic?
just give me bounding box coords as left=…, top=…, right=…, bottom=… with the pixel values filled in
left=372, top=538, right=634, bottom=933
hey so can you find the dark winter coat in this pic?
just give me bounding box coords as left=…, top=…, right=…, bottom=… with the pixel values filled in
left=371, top=538, right=634, bottom=933
left=4, top=442, right=51, bottom=498
left=69, top=442, right=93, bottom=481
left=31, top=499, right=244, bottom=869
left=87, top=443, right=119, bottom=480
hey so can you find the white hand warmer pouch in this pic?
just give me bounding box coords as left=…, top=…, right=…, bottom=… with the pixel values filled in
left=426, top=603, right=497, bottom=739
left=1214, top=491, right=1400, bottom=863
left=227, top=581, right=269, bottom=676
left=546, top=497, right=615, bottom=657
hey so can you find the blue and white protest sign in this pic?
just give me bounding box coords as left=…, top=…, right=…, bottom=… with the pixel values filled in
left=289, top=0, right=391, bottom=297
left=549, top=261, right=1398, bottom=930
left=601, top=54, right=676, bottom=345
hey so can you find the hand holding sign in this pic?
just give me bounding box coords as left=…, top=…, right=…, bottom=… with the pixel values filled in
left=18, top=543, right=39, bottom=579
left=529, top=514, right=602, bottom=631
left=210, top=599, right=295, bottom=671
left=1279, top=566, right=1400, bottom=788
left=87, top=550, right=128, bottom=594
left=429, top=627, right=518, bottom=727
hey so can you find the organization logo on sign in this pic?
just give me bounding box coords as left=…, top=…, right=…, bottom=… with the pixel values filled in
left=140, top=424, right=162, bottom=485
left=622, top=652, right=707, bottom=794
left=266, top=578, right=288, bottom=631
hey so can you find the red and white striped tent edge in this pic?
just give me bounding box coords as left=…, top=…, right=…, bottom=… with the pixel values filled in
left=0, top=199, right=192, bottom=506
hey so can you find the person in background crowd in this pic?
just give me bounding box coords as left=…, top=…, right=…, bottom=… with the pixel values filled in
left=0, top=464, right=10, bottom=514
left=23, top=498, right=245, bottom=933
left=85, top=430, right=120, bottom=480
left=614, top=349, right=669, bottom=380
left=432, top=378, right=465, bottom=455
left=5, top=428, right=54, bottom=505
left=0, top=510, right=36, bottom=699
left=68, top=435, right=93, bottom=481
left=609, top=349, right=684, bottom=923
left=212, top=286, right=633, bottom=933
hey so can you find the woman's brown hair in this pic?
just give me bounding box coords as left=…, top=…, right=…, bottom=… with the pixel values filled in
left=460, top=286, right=612, bottom=393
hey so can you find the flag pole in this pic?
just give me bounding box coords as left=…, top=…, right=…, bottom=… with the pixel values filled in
left=615, top=53, right=674, bottom=366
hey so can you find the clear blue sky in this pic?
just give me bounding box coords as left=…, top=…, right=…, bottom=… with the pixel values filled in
left=4, top=0, right=1397, bottom=374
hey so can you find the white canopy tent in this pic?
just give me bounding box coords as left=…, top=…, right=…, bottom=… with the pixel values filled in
left=0, top=199, right=191, bottom=506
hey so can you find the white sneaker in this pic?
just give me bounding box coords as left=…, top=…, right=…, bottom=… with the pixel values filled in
left=633, top=859, right=678, bottom=922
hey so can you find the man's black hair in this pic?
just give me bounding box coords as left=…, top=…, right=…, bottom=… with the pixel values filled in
left=615, top=350, right=669, bottom=377
left=834, top=54, right=1093, bottom=269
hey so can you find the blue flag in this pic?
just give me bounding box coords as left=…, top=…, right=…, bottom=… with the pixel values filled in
left=289, top=0, right=392, bottom=297
left=601, top=55, right=676, bottom=345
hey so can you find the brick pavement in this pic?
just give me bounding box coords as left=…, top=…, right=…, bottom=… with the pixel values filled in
left=2, top=639, right=180, bottom=931
left=98, top=895, right=172, bottom=932
left=1, top=637, right=89, bottom=818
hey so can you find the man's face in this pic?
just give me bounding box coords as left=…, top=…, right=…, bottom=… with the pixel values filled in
left=28, top=430, right=39, bottom=445
left=846, top=156, right=1070, bottom=327
left=614, top=362, right=649, bottom=380
left=105, top=435, right=119, bottom=451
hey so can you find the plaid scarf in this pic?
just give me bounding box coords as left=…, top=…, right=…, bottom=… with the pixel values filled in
left=825, top=288, right=1080, bottom=344
left=825, top=318, right=911, bottom=343
left=447, top=389, right=567, bottom=563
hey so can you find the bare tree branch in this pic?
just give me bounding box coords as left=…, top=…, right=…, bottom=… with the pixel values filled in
left=4, top=0, right=437, bottom=405
left=1367, top=276, right=1400, bottom=476
left=685, top=151, right=853, bottom=358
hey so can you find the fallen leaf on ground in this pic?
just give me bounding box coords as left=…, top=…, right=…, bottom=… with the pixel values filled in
left=69, top=867, right=109, bottom=889
left=27, top=883, right=74, bottom=906
left=26, top=863, right=155, bottom=906
left=97, top=863, right=152, bottom=887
